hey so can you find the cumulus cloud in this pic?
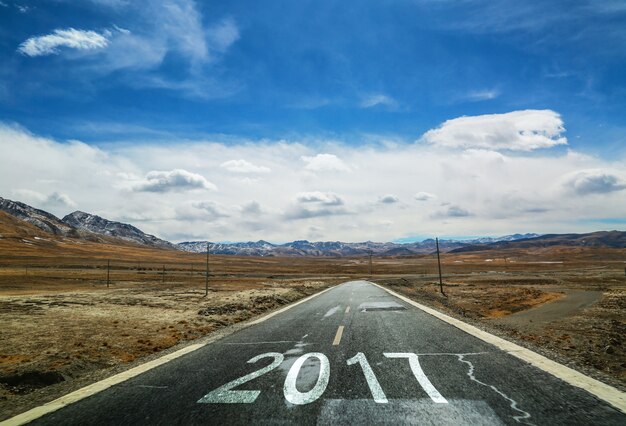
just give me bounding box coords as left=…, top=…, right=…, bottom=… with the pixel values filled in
left=12, top=189, right=76, bottom=209
left=2, top=120, right=626, bottom=242
left=415, top=192, right=436, bottom=201
left=296, top=191, right=344, bottom=206
left=18, top=28, right=110, bottom=57
left=220, top=159, right=270, bottom=173
left=421, top=110, right=567, bottom=151
left=132, top=169, right=216, bottom=192
left=285, top=191, right=347, bottom=220
left=46, top=191, right=77, bottom=208
left=301, top=153, right=350, bottom=172
left=379, top=195, right=399, bottom=204
left=561, top=169, right=626, bottom=195
left=284, top=206, right=349, bottom=220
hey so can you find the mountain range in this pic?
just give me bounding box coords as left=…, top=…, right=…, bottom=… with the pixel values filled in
left=0, top=197, right=176, bottom=250
left=1, top=196, right=624, bottom=256
left=177, top=235, right=541, bottom=257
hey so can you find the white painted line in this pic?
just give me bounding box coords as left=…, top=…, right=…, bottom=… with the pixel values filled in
left=247, top=286, right=335, bottom=325
left=223, top=340, right=298, bottom=345
left=345, top=306, right=350, bottom=314
left=0, top=343, right=203, bottom=426
left=332, top=325, right=345, bottom=346
left=371, top=281, right=626, bottom=414
left=384, top=353, right=447, bottom=404
left=346, top=352, right=388, bottom=403
left=1, top=285, right=337, bottom=426
left=324, top=305, right=341, bottom=317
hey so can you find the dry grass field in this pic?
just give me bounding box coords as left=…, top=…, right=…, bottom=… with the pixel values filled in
left=1, top=212, right=625, bottom=418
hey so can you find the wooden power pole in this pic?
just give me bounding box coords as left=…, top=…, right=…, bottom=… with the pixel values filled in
left=204, top=242, right=210, bottom=297
left=436, top=238, right=446, bottom=297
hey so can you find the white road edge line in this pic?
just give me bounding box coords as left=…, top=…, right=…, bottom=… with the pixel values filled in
left=371, top=281, right=626, bottom=414
left=1, top=285, right=337, bottom=426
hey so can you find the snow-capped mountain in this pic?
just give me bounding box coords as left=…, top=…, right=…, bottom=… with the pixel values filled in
left=177, top=238, right=511, bottom=256
left=0, top=197, right=78, bottom=237
left=62, top=211, right=178, bottom=250
left=1, top=196, right=563, bottom=256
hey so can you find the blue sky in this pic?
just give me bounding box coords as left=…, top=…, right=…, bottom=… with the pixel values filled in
left=0, top=0, right=625, bottom=242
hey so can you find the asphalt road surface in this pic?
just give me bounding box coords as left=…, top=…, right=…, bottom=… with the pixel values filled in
left=28, top=281, right=625, bottom=425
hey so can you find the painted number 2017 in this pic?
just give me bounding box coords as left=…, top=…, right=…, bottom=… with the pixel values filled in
left=197, top=352, right=447, bottom=405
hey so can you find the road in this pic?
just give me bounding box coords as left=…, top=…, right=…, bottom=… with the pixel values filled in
left=23, top=281, right=626, bottom=425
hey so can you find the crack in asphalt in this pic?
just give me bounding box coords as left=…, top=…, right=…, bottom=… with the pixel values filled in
left=456, top=354, right=535, bottom=425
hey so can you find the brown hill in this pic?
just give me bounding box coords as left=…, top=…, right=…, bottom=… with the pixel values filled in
left=449, top=230, right=626, bottom=253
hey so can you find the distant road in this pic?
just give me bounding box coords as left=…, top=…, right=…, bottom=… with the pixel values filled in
left=16, top=281, right=626, bottom=425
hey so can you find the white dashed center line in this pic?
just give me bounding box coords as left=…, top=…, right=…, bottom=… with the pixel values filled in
left=332, top=326, right=344, bottom=346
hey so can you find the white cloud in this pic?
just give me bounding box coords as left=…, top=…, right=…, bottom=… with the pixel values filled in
left=421, top=110, right=567, bottom=151
left=360, top=94, right=398, bottom=108
left=379, top=195, right=399, bottom=204
left=302, top=153, right=351, bottom=172
left=12, top=189, right=76, bottom=211
left=561, top=169, right=626, bottom=195
left=175, top=200, right=228, bottom=221
left=296, top=192, right=343, bottom=206
left=207, top=18, right=240, bottom=53
left=284, top=207, right=349, bottom=220
left=432, top=205, right=472, bottom=218
left=415, top=192, right=436, bottom=201
left=1, top=119, right=625, bottom=242
left=18, top=28, right=109, bottom=57
left=132, top=169, right=216, bottom=192
left=46, top=191, right=77, bottom=208
left=220, top=159, right=270, bottom=174
left=241, top=201, right=262, bottom=215
left=15, top=1, right=240, bottom=98
left=464, top=89, right=500, bottom=102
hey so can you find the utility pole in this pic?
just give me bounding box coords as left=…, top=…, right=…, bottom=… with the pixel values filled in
left=107, top=259, right=110, bottom=288
left=162, top=265, right=165, bottom=283
left=368, top=250, right=373, bottom=277
left=436, top=238, right=445, bottom=297
left=204, top=242, right=210, bottom=297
